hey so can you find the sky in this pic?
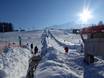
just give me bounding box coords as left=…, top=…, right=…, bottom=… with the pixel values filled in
left=0, top=0, right=104, bottom=30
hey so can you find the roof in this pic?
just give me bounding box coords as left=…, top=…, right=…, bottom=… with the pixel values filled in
left=80, top=25, right=104, bottom=34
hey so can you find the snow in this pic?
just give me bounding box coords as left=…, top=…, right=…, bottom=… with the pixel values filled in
left=0, top=29, right=104, bottom=78
left=0, top=31, right=43, bottom=51
left=84, top=59, right=104, bottom=78
left=35, top=29, right=83, bottom=78
left=0, top=30, right=43, bottom=78
left=0, top=47, right=31, bottom=78
left=35, top=29, right=104, bottom=78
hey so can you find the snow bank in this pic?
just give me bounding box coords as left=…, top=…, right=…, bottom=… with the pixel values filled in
left=35, top=47, right=82, bottom=78
left=0, top=47, right=31, bottom=78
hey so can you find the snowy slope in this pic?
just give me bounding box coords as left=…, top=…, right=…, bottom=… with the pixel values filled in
left=35, top=29, right=83, bottom=78
left=50, top=29, right=82, bottom=44
left=0, top=30, right=43, bottom=78
left=0, top=29, right=104, bottom=78
left=0, top=47, right=31, bottom=78
left=35, top=29, right=104, bottom=78
left=0, top=31, right=43, bottom=51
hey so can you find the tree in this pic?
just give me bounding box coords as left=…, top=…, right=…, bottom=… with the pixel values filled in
left=0, top=22, right=14, bottom=32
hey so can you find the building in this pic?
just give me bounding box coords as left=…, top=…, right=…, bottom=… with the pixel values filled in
left=0, top=22, right=14, bottom=32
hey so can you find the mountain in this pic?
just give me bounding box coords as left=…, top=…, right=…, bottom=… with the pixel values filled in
left=47, top=22, right=92, bottom=29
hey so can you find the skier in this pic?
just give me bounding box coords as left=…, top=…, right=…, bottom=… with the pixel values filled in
left=34, top=46, right=38, bottom=54
left=30, top=43, right=33, bottom=54
left=64, top=46, right=69, bottom=53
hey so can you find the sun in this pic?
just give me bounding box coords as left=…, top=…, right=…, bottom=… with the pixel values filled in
left=79, top=8, right=93, bottom=23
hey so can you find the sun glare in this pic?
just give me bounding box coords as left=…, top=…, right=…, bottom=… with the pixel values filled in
left=79, top=8, right=93, bottom=23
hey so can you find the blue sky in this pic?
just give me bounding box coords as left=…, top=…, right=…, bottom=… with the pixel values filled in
left=0, top=0, right=104, bottom=29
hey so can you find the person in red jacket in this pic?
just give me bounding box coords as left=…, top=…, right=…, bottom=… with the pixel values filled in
left=64, top=46, right=69, bottom=53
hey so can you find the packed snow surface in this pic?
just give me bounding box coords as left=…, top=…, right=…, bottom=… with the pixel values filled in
left=0, top=29, right=104, bottom=78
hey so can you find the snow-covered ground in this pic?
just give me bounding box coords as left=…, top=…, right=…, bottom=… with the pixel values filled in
left=0, top=29, right=104, bottom=78
left=0, top=30, right=43, bottom=78
left=0, top=47, right=31, bottom=78
left=35, top=29, right=83, bottom=78
left=35, top=29, right=104, bottom=78
left=0, top=31, right=43, bottom=51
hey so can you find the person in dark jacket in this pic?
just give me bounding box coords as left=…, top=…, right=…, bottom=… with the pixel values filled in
left=30, top=43, right=33, bottom=54
left=34, top=46, right=38, bottom=54
left=30, top=43, right=33, bottom=49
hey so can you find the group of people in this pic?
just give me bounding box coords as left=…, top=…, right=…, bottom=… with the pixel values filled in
left=30, top=43, right=38, bottom=55
left=26, top=43, right=40, bottom=78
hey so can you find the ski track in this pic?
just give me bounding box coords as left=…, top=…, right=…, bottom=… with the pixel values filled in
left=35, top=29, right=83, bottom=78
left=47, top=30, right=83, bottom=77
